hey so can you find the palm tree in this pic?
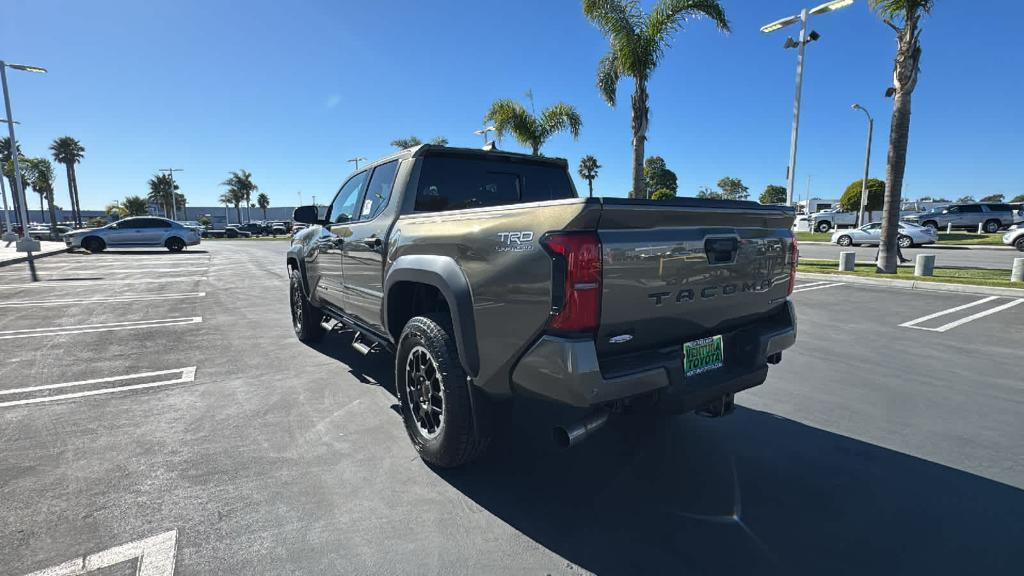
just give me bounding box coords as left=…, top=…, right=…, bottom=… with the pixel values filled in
left=24, top=158, right=59, bottom=234
left=50, top=136, right=85, bottom=227
left=1, top=137, right=24, bottom=227
left=147, top=173, right=176, bottom=217
left=483, top=98, right=582, bottom=155
left=106, top=195, right=149, bottom=218
left=219, top=190, right=244, bottom=224
left=221, top=170, right=257, bottom=223
left=577, top=155, right=601, bottom=197
left=872, top=0, right=933, bottom=274
left=257, top=192, right=270, bottom=220
left=391, top=136, right=423, bottom=149
left=583, top=0, right=730, bottom=198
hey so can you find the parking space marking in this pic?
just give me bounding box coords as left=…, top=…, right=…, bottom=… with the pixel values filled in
left=0, top=276, right=206, bottom=288
left=0, top=317, right=202, bottom=340
left=0, top=292, right=206, bottom=308
left=900, top=296, right=1024, bottom=332
left=0, top=368, right=196, bottom=408
left=792, top=282, right=845, bottom=293
left=20, top=529, right=177, bottom=576
left=0, top=266, right=209, bottom=275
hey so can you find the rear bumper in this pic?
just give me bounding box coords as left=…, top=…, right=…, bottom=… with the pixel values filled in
left=511, top=301, right=797, bottom=409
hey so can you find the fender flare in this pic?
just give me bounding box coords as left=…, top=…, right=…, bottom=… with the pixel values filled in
left=286, top=245, right=312, bottom=298
left=384, top=255, right=479, bottom=377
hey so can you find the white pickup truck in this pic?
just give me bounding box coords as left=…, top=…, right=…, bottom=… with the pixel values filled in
left=808, top=208, right=858, bottom=232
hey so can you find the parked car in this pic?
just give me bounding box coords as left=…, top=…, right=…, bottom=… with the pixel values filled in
left=809, top=208, right=858, bottom=232
left=204, top=225, right=252, bottom=238
left=234, top=222, right=266, bottom=236
left=27, top=225, right=72, bottom=241
left=176, top=220, right=204, bottom=234
left=903, top=203, right=1017, bottom=232
left=286, top=145, right=797, bottom=467
left=831, top=221, right=937, bottom=248
left=268, top=221, right=289, bottom=234
left=1003, top=225, right=1024, bottom=252
left=64, top=216, right=201, bottom=252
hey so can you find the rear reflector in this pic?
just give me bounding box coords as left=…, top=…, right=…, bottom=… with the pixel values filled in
left=541, top=232, right=602, bottom=333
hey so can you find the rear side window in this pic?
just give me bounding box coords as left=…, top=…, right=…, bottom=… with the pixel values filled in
left=960, top=205, right=983, bottom=213
left=414, top=157, right=575, bottom=212
left=360, top=160, right=399, bottom=220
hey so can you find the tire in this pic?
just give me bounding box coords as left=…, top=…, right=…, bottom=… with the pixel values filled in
left=396, top=315, right=491, bottom=468
left=983, top=219, right=1000, bottom=234
left=82, top=236, right=105, bottom=253
left=1015, top=237, right=1024, bottom=252
left=289, top=268, right=324, bottom=342
left=922, top=221, right=938, bottom=230
left=837, top=235, right=853, bottom=247
left=815, top=221, right=831, bottom=233
left=898, top=235, right=913, bottom=249
left=165, top=237, right=186, bottom=252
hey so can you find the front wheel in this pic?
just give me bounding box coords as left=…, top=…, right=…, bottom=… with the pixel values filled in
left=816, top=221, right=831, bottom=233
left=396, top=315, right=490, bottom=468
left=837, top=235, right=853, bottom=247
left=82, top=236, right=105, bottom=253
left=922, top=221, right=938, bottom=231
left=983, top=219, right=1001, bottom=234
left=1015, top=237, right=1024, bottom=252
left=166, top=237, right=186, bottom=252
left=289, top=268, right=324, bottom=342
left=898, top=235, right=913, bottom=249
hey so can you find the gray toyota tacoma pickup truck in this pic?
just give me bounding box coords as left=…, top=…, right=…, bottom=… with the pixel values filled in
left=286, top=145, right=797, bottom=467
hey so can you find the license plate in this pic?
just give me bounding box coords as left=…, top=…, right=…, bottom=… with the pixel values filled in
left=683, top=335, right=724, bottom=377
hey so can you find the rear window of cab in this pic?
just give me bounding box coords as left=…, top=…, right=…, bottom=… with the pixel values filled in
left=414, top=157, right=575, bottom=212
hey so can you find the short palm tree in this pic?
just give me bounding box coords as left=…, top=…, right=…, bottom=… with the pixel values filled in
left=483, top=98, right=582, bottom=155
left=24, top=158, right=59, bottom=234
left=871, top=0, right=933, bottom=274
left=583, top=0, right=730, bottom=198
left=50, top=136, right=85, bottom=227
left=577, top=155, right=601, bottom=197
left=147, top=173, right=176, bottom=217
left=1, top=137, right=25, bottom=226
left=218, top=187, right=246, bottom=224
left=391, top=136, right=447, bottom=149
left=256, top=192, right=270, bottom=220
left=106, top=195, right=149, bottom=218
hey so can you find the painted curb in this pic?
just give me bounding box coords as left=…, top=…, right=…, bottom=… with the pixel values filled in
left=0, top=247, right=72, bottom=268
left=797, top=271, right=1024, bottom=298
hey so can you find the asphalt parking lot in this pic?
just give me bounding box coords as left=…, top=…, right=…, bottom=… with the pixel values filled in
left=1, top=241, right=1022, bottom=575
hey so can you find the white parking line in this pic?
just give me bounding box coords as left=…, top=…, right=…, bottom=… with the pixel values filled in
left=0, top=266, right=209, bottom=275
left=0, top=367, right=196, bottom=408
left=0, top=292, right=206, bottom=308
left=0, top=276, right=206, bottom=288
left=20, top=529, right=177, bottom=576
left=899, top=296, right=1024, bottom=332
left=792, top=282, right=845, bottom=293
left=0, top=317, right=202, bottom=340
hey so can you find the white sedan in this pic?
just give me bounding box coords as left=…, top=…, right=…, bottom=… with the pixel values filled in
left=831, top=222, right=937, bottom=248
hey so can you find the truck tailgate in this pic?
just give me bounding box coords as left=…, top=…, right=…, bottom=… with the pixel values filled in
left=595, top=198, right=795, bottom=357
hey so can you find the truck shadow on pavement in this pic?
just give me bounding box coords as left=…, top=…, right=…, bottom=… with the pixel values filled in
left=439, top=405, right=1024, bottom=575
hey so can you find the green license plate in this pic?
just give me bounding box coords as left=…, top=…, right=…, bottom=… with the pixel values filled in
left=683, top=335, right=724, bottom=377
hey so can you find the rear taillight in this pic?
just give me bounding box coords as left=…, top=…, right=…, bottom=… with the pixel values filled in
left=787, top=237, right=799, bottom=295
left=541, top=232, right=602, bottom=333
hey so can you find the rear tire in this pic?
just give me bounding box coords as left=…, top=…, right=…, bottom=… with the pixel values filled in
left=898, top=235, right=913, bottom=249
left=983, top=219, right=1000, bottom=234
left=816, top=221, right=831, bottom=233
left=1015, top=237, right=1024, bottom=252
left=922, top=221, right=938, bottom=230
left=837, top=235, right=853, bottom=247
left=396, top=315, right=490, bottom=468
left=166, top=237, right=186, bottom=252
left=289, top=268, right=324, bottom=342
left=82, top=236, right=105, bottom=253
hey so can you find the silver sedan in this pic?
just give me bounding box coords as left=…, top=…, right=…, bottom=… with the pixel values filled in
left=64, top=216, right=201, bottom=252
left=831, top=222, right=937, bottom=248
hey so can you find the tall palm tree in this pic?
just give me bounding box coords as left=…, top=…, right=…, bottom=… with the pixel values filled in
left=147, top=173, right=176, bottom=217
left=219, top=189, right=244, bottom=224
left=256, top=192, right=270, bottom=220
left=583, top=0, right=730, bottom=198
left=483, top=98, right=582, bottom=155
left=577, top=155, right=601, bottom=197
left=1, top=137, right=24, bottom=227
left=872, top=0, right=933, bottom=274
left=391, top=136, right=423, bottom=149
left=24, top=158, right=59, bottom=234
left=50, top=136, right=85, bottom=227
left=222, top=170, right=257, bottom=223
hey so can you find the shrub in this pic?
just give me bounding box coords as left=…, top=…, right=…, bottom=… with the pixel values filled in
left=651, top=188, right=676, bottom=200
left=838, top=179, right=885, bottom=212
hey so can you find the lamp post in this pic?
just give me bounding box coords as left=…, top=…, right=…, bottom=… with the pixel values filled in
left=473, top=126, right=496, bottom=146
left=852, top=104, right=874, bottom=227
left=160, top=168, right=183, bottom=221
left=347, top=156, right=366, bottom=171
left=760, top=0, right=854, bottom=207
left=1, top=60, right=47, bottom=281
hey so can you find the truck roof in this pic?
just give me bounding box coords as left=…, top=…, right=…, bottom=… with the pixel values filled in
left=355, top=144, right=569, bottom=176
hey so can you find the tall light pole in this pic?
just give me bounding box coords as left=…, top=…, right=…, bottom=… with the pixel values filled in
left=1, top=60, right=47, bottom=281
left=473, top=126, right=496, bottom=146
left=0, top=119, right=19, bottom=242
left=160, top=168, right=183, bottom=221
left=347, top=156, right=366, bottom=171
left=761, top=0, right=854, bottom=207
left=852, top=104, right=874, bottom=227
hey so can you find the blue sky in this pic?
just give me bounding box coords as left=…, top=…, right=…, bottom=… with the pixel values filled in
left=5, top=0, right=1023, bottom=211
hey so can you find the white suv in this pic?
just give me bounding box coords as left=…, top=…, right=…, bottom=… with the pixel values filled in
left=65, top=216, right=201, bottom=252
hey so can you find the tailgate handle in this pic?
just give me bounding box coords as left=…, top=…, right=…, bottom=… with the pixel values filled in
left=705, top=237, right=739, bottom=265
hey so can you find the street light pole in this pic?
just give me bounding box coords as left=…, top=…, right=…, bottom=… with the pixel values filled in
left=852, top=104, right=873, bottom=227
left=347, top=156, right=366, bottom=171
left=0, top=119, right=19, bottom=241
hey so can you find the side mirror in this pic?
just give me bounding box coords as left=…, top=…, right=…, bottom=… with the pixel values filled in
left=293, top=205, right=320, bottom=225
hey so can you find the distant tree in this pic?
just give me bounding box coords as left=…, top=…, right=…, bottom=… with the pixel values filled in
left=643, top=156, right=677, bottom=198
left=221, top=170, right=257, bottom=223
left=430, top=136, right=448, bottom=146
left=1, top=138, right=25, bottom=225
left=1011, top=194, right=1024, bottom=203
left=583, top=0, right=730, bottom=197
left=106, top=195, right=149, bottom=218
left=197, top=214, right=212, bottom=227
left=917, top=195, right=932, bottom=202
left=932, top=197, right=950, bottom=202
left=696, top=186, right=722, bottom=200
left=838, top=178, right=886, bottom=212
left=483, top=97, right=581, bottom=155
left=577, top=155, right=601, bottom=198
left=956, top=195, right=976, bottom=204
left=759, top=184, right=787, bottom=204
left=24, top=158, right=59, bottom=232
left=716, top=177, right=749, bottom=201
left=86, top=216, right=108, bottom=227
left=147, top=173, right=177, bottom=217
left=50, top=136, right=86, bottom=227
left=257, top=192, right=270, bottom=220
left=979, top=194, right=1004, bottom=203
left=391, top=136, right=422, bottom=149
left=651, top=188, right=675, bottom=200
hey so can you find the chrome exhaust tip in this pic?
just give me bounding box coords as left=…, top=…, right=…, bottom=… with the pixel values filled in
left=553, top=410, right=610, bottom=449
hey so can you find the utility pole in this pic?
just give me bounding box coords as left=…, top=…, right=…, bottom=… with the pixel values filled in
left=347, top=157, right=366, bottom=171
left=852, top=104, right=874, bottom=227
left=160, top=168, right=183, bottom=221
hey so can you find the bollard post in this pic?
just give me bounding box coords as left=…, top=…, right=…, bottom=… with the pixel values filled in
left=838, top=251, right=856, bottom=272
left=915, top=254, right=935, bottom=277
left=946, top=222, right=952, bottom=233
left=977, top=223, right=984, bottom=234
left=1012, top=258, right=1024, bottom=283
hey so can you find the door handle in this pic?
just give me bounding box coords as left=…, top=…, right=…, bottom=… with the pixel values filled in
left=362, top=236, right=382, bottom=249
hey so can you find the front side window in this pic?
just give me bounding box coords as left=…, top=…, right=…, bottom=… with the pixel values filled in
left=359, top=161, right=399, bottom=221
left=328, top=171, right=368, bottom=224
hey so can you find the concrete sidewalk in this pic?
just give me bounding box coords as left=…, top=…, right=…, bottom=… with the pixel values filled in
left=0, top=240, right=70, bottom=267
left=799, top=240, right=1016, bottom=251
